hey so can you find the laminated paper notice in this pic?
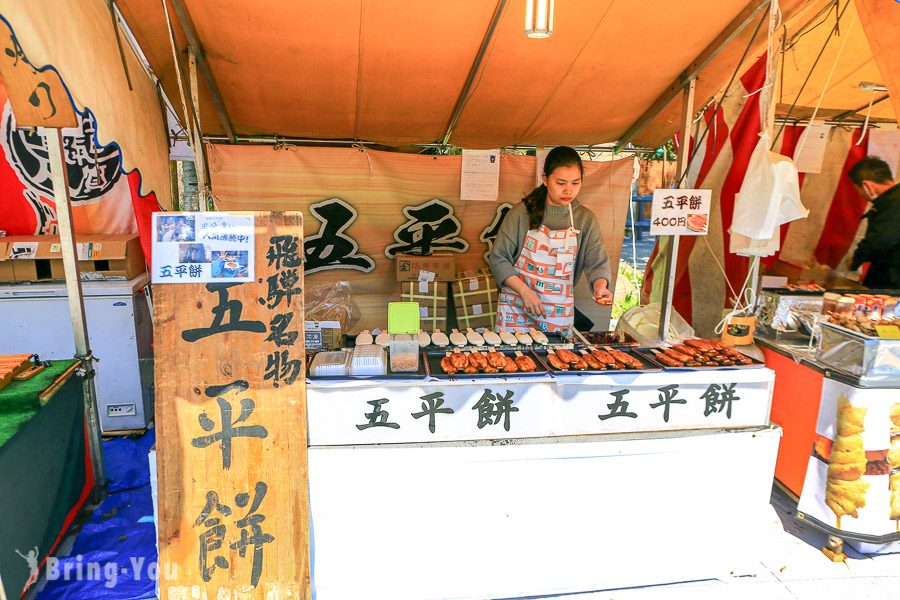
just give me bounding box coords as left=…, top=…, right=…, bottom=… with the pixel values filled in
left=868, top=129, right=900, bottom=179
left=461, top=149, right=500, bottom=202
left=793, top=122, right=831, bottom=174
left=152, top=212, right=256, bottom=284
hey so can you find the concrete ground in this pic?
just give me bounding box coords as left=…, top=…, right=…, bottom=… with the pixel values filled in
left=531, top=485, right=900, bottom=600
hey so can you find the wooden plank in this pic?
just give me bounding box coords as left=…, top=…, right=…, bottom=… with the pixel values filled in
left=0, top=354, right=32, bottom=391
left=154, top=212, right=309, bottom=598
left=0, top=26, right=76, bottom=128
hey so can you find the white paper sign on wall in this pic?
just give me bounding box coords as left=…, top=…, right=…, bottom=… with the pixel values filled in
left=650, top=188, right=712, bottom=236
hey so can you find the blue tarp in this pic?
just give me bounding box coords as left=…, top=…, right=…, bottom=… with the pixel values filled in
left=37, top=430, right=158, bottom=600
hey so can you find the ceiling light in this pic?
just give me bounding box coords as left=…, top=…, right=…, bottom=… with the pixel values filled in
left=525, top=0, right=554, bottom=39
left=859, top=81, right=887, bottom=92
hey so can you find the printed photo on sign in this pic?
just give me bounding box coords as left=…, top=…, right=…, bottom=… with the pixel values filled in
left=212, top=250, right=249, bottom=279
left=179, top=243, right=211, bottom=264
left=157, top=215, right=196, bottom=242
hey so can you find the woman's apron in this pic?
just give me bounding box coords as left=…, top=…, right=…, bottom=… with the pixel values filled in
left=495, top=205, right=579, bottom=336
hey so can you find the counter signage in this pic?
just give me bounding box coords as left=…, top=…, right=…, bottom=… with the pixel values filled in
left=153, top=212, right=309, bottom=598
left=649, top=188, right=711, bottom=236
left=307, top=370, right=774, bottom=445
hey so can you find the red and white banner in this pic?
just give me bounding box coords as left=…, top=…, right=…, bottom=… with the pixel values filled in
left=642, top=55, right=871, bottom=336
left=0, top=82, right=160, bottom=264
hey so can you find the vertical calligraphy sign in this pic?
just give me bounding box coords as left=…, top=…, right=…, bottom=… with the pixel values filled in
left=154, top=212, right=310, bottom=598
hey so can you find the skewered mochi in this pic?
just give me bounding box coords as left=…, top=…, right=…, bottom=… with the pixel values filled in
left=466, top=328, right=485, bottom=346
left=450, top=329, right=468, bottom=347
left=431, top=330, right=450, bottom=347
left=528, top=328, right=549, bottom=345
left=482, top=331, right=502, bottom=346
left=499, top=330, right=518, bottom=345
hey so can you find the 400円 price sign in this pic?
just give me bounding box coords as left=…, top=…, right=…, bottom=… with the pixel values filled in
left=649, top=189, right=712, bottom=236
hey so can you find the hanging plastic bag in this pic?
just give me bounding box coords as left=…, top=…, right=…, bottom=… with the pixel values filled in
left=615, top=303, right=695, bottom=346
left=730, top=132, right=807, bottom=256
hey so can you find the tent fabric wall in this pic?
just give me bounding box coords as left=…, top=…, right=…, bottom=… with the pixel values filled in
left=0, top=0, right=171, bottom=204
left=855, top=0, right=900, bottom=125
left=209, top=146, right=633, bottom=332
left=641, top=55, right=871, bottom=337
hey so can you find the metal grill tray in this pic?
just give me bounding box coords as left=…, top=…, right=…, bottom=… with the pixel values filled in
left=420, top=330, right=572, bottom=353
left=423, top=349, right=549, bottom=380
left=631, top=348, right=766, bottom=370
left=532, top=347, right=661, bottom=374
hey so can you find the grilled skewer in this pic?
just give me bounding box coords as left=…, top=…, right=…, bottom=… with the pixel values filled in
left=603, top=346, right=643, bottom=369
left=440, top=352, right=458, bottom=374
left=579, top=349, right=602, bottom=369
left=450, top=348, right=468, bottom=370
left=555, top=348, right=581, bottom=365
left=486, top=351, right=507, bottom=369
left=468, top=351, right=489, bottom=370
left=514, top=351, right=537, bottom=372
left=545, top=349, right=568, bottom=370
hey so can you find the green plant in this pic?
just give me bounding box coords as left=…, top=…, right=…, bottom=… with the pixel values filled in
left=612, top=260, right=644, bottom=320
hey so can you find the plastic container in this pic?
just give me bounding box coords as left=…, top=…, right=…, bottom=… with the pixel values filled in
left=309, top=350, right=351, bottom=377
left=821, top=292, right=841, bottom=314
left=834, top=297, right=855, bottom=316
left=350, top=344, right=387, bottom=376
left=389, top=334, right=420, bottom=372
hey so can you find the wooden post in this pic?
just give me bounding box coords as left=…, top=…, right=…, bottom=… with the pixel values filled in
left=657, top=79, right=696, bottom=342
left=154, top=212, right=310, bottom=598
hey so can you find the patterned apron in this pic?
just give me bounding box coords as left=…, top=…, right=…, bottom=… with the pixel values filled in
left=496, top=206, right=579, bottom=336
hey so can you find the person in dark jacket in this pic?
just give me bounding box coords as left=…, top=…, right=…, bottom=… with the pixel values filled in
left=848, top=157, right=900, bottom=289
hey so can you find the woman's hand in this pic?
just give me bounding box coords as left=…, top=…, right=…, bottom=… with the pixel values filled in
left=521, top=287, right=545, bottom=318
left=592, top=279, right=613, bottom=305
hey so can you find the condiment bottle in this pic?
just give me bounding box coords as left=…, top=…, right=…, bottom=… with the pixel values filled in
left=822, top=292, right=841, bottom=314
left=835, top=297, right=855, bottom=316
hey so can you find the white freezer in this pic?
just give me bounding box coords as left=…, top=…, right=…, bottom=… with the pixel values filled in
left=0, top=274, right=153, bottom=432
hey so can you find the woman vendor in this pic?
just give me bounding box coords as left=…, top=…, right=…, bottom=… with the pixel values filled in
left=489, top=146, right=612, bottom=337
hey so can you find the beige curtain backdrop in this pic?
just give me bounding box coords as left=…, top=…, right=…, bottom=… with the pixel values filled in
left=210, top=146, right=633, bottom=332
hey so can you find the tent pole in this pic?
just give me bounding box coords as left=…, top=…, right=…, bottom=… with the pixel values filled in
left=657, top=79, right=695, bottom=342
left=46, top=128, right=107, bottom=499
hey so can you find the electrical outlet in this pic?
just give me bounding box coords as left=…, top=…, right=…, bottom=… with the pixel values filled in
left=107, top=403, right=136, bottom=417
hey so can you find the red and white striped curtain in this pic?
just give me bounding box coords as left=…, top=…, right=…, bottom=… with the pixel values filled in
left=641, top=54, right=871, bottom=336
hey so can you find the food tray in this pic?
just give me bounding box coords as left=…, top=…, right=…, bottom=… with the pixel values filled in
left=422, top=349, right=549, bottom=380
left=531, top=347, right=661, bottom=374
left=307, top=350, right=428, bottom=380
left=631, top=348, right=766, bottom=370
left=575, top=330, right=638, bottom=347
left=816, top=321, right=900, bottom=386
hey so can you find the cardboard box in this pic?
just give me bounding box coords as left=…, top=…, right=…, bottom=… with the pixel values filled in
left=0, top=233, right=146, bottom=282
left=305, top=320, right=343, bottom=351
left=395, top=253, right=456, bottom=282
left=769, top=259, right=829, bottom=285
left=417, top=304, right=448, bottom=332
left=399, top=281, right=449, bottom=332
left=452, top=269, right=498, bottom=330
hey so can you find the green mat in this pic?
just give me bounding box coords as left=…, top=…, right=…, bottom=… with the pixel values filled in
left=0, top=360, right=79, bottom=447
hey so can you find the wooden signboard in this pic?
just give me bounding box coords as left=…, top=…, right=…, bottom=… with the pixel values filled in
left=0, top=24, right=76, bottom=128
left=153, top=212, right=310, bottom=598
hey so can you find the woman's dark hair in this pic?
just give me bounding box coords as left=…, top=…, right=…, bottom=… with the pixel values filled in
left=522, top=146, right=584, bottom=229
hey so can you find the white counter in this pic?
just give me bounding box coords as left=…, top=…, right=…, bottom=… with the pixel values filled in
left=307, top=368, right=781, bottom=600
